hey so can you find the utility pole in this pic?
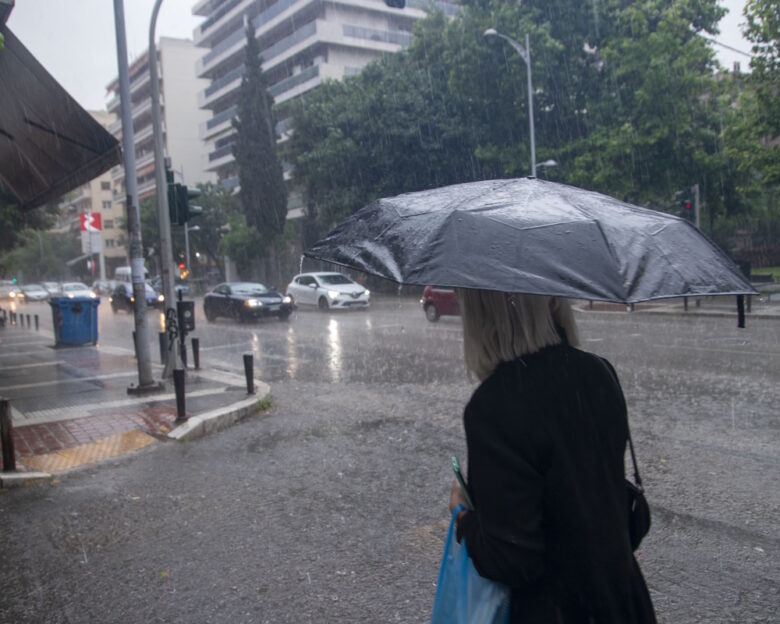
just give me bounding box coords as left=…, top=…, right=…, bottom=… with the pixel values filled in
left=149, top=0, right=179, bottom=379
left=113, top=0, right=158, bottom=394
left=692, top=183, right=701, bottom=229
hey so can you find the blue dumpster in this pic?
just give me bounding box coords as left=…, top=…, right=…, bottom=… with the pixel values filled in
left=49, top=296, right=100, bottom=346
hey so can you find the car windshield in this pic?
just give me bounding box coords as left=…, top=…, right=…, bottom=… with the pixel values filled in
left=145, top=284, right=157, bottom=295
left=63, top=283, right=88, bottom=291
left=24, top=285, right=45, bottom=292
left=232, top=283, right=269, bottom=295
left=317, top=274, right=353, bottom=285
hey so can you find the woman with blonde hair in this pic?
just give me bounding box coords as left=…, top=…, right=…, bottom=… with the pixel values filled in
left=448, top=289, right=656, bottom=623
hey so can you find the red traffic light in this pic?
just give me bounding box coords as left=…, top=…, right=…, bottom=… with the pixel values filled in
left=178, top=263, right=186, bottom=270
left=683, top=201, right=692, bottom=210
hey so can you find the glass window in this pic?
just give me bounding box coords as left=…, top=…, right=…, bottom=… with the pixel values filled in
left=102, top=200, right=112, bottom=209
left=101, top=181, right=111, bottom=190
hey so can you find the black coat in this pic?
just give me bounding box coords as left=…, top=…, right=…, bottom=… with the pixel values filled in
left=457, top=344, right=656, bottom=623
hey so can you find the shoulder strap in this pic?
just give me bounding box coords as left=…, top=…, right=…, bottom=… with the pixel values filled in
left=598, top=357, right=643, bottom=491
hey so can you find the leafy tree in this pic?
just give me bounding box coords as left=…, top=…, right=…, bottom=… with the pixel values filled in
left=232, top=24, right=287, bottom=257
left=1, top=230, right=81, bottom=281
left=0, top=198, right=57, bottom=254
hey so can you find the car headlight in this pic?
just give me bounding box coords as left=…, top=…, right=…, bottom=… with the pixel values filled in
left=9, top=291, right=16, bottom=298
left=67, top=293, right=74, bottom=298
left=328, top=290, right=339, bottom=300
left=282, top=295, right=292, bottom=304
left=109, top=296, right=113, bottom=303
left=89, top=292, right=97, bottom=299
left=364, top=290, right=370, bottom=297
left=244, top=298, right=263, bottom=308
left=130, top=296, right=135, bottom=302
left=157, top=294, right=164, bottom=302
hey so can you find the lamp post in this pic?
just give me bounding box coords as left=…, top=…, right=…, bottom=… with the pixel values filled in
left=484, top=28, right=536, bottom=178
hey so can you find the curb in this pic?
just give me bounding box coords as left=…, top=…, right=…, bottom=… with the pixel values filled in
left=168, top=381, right=270, bottom=442
left=0, top=380, right=271, bottom=488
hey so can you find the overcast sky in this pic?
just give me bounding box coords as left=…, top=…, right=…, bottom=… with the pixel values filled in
left=7, top=0, right=753, bottom=112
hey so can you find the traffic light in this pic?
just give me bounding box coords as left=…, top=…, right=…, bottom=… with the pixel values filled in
left=175, top=184, right=202, bottom=225
left=675, top=188, right=694, bottom=222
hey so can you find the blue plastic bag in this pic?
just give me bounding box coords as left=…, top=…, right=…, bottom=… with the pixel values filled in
left=431, top=507, right=511, bottom=624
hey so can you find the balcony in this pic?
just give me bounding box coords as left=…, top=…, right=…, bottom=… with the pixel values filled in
left=269, top=64, right=319, bottom=98
left=196, top=0, right=246, bottom=41
left=201, top=104, right=237, bottom=139
left=342, top=24, right=412, bottom=47
left=208, top=143, right=234, bottom=162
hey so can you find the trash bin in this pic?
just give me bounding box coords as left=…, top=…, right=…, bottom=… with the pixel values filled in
left=49, top=296, right=100, bottom=346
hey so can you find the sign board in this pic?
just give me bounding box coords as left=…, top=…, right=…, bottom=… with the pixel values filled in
left=80, top=212, right=102, bottom=232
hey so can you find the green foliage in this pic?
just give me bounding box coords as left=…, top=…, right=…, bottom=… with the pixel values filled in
left=1, top=230, right=81, bottom=281
left=284, top=0, right=777, bottom=261
left=0, top=199, right=57, bottom=253
left=232, top=25, right=287, bottom=257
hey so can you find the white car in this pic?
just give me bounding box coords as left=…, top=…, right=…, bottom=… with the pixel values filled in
left=286, top=272, right=370, bottom=310
left=61, top=282, right=98, bottom=299
left=21, top=284, right=50, bottom=302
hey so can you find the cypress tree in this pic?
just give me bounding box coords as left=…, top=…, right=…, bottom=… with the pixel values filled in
left=232, top=23, right=287, bottom=257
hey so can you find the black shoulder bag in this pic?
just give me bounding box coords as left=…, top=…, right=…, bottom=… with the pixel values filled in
left=600, top=359, right=651, bottom=551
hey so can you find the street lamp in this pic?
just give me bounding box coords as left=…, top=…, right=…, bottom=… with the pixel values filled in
left=484, top=28, right=536, bottom=178
left=184, top=224, right=200, bottom=275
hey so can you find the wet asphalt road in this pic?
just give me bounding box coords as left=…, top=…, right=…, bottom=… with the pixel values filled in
left=1, top=297, right=778, bottom=623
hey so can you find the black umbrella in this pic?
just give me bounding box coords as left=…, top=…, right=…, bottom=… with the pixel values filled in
left=305, top=178, right=755, bottom=319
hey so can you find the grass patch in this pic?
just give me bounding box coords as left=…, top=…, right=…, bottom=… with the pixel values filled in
left=751, top=266, right=779, bottom=281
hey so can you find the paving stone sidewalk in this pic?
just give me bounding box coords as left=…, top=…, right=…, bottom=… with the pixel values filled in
left=0, top=323, right=266, bottom=484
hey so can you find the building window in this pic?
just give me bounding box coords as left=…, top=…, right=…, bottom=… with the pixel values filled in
left=103, top=220, right=114, bottom=229
left=105, top=239, right=115, bottom=248
left=102, top=201, right=112, bottom=210
left=101, top=181, right=111, bottom=190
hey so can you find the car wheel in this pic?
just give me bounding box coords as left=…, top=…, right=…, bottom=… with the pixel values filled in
left=425, top=303, right=440, bottom=322
left=204, top=305, right=216, bottom=322
left=318, top=296, right=329, bottom=311
left=279, top=309, right=291, bottom=321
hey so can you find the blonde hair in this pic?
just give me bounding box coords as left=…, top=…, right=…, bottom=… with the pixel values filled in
left=458, top=289, right=579, bottom=380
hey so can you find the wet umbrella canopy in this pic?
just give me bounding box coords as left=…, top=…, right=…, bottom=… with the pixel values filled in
left=0, top=26, right=121, bottom=210
left=305, top=178, right=755, bottom=305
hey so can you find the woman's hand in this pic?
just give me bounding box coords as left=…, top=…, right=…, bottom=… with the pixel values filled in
left=449, top=479, right=470, bottom=525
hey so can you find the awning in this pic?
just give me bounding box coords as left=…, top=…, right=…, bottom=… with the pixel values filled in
left=0, top=25, right=122, bottom=211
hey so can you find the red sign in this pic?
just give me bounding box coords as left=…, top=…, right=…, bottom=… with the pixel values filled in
left=80, top=212, right=102, bottom=232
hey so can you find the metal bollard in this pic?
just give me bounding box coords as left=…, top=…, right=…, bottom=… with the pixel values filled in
left=243, top=353, right=255, bottom=394
left=1, top=398, right=16, bottom=472
left=26, top=314, right=31, bottom=327
left=19, top=313, right=24, bottom=327
left=34, top=314, right=39, bottom=331
left=158, top=332, right=167, bottom=365
left=192, top=337, right=200, bottom=370
left=173, top=368, right=187, bottom=422
left=683, top=297, right=689, bottom=311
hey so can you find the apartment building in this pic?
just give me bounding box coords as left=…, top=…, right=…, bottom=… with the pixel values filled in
left=192, top=0, right=457, bottom=215
left=106, top=37, right=216, bottom=211
left=56, top=110, right=128, bottom=278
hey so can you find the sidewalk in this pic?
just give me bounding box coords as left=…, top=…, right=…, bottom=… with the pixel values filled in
left=0, top=322, right=268, bottom=487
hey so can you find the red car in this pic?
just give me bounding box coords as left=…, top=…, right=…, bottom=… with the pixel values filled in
left=421, top=286, right=459, bottom=322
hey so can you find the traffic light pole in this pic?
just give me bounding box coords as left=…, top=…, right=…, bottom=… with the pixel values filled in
left=149, top=0, right=179, bottom=379
left=113, top=0, right=158, bottom=394
left=692, top=183, right=701, bottom=229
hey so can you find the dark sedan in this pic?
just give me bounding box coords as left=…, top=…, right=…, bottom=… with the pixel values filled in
left=109, top=282, right=164, bottom=312
left=204, top=282, right=292, bottom=322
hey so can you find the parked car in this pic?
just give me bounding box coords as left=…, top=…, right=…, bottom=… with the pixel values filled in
left=0, top=280, right=16, bottom=300
left=203, top=282, right=292, bottom=322
left=286, top=272, right=370, bottom=310
left=60, top=282, right=97, bottom=299
left=149, top=276, right=190, bottom=296
left=109, top=282, right=164, bottom=312
left=41, top=282, right=61, bottom=297
left=421, top=286, right=459, bottom=322
left=21, top=284, right=49, bottom=302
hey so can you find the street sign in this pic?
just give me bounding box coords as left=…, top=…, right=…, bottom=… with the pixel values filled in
left=80, top=212, right=102, bottom=232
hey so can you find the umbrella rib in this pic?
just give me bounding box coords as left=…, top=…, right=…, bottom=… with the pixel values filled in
left=24, top=117, right=105, bottom=155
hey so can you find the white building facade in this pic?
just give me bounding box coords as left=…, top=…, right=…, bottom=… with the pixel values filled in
left=192, top=0, right=457, bottom=216
left=106, top=37, right=216, bottom=210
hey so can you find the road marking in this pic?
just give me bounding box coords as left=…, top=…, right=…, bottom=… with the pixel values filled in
left=0, top=371, right=137, bottom=392
left=17, top=387, right=228, bottom=425
left=0, top=349, right=53, bottom=358
left=0, top=360, right=64, bottom=371
left=199, top=342, right=254, bottom=352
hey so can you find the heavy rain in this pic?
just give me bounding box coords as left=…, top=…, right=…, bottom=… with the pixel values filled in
left=1, top=0, right=778, bottom=623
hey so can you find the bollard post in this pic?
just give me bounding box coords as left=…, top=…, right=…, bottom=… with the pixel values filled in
left=746, top=294, right=752, bottom=314
left=158, top=331, right=167, bottom=365
left=173, top=368, right=187, bottom=422
left=132, top=330, right=138, bottom=357
left=243, top=353, right=255, bottom=394
left=26, top=314, right=31, bottom=327
left=192, top=337, right=200, bottom=370
left=19, top=313, right=24, bottom=327
left=683, top=297, right=689, bottom=311
left=34, top=314, right=39, bottom=331
left=1, top=398, right=16, bottom=472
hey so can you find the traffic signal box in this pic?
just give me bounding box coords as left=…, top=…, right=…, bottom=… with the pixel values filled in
left=166, top=167, right=202, bottom=226
left=675, top=188, right=694, bottom=223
